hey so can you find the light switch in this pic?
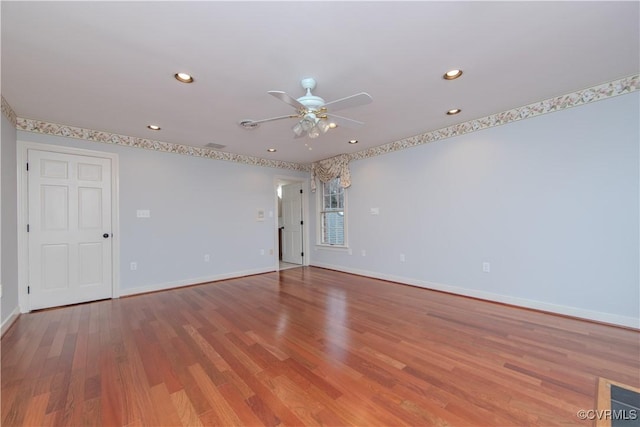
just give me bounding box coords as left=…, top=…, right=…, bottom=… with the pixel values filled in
left=137, top=210, right=150, bottom=218
left=370, top=208, right=379, bottom=215
left=482, top=262, right=491, bottom=273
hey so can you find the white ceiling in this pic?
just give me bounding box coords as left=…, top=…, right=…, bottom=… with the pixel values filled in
left=2, top=1, right=638, bottom=164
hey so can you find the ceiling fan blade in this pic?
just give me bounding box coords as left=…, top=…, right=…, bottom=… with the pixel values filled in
left=326, top=113, right=364, bottom=129
left=324, top=92, right=373, bottom=113
left=243, top=114, right=297, bottom=125
left=268, top=91, right=306, bottom=111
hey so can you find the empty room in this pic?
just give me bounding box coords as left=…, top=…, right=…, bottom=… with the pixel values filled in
left=1, top=2, right=639, bottom=426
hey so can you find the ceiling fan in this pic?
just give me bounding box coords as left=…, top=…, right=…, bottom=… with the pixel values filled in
left=239, top=77, right=373, bottom=139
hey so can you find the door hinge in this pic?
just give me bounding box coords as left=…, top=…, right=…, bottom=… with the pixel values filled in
left=301, top=252, right=304, bottom=257
left=300, top=189, right=303, bottom=194
left=27, top=286, right=30, bottom=294
left=26, top=162, right=29, bottom=171
left=27, top=224, right=30, bottom=232
left=300, top=220, right=303, bottom=225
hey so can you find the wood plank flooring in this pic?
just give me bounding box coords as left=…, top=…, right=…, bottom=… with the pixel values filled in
left=2, top=267, right=639, bottom=426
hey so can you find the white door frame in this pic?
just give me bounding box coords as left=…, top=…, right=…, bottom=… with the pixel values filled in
left=17, top=141, right=120, bottom=312
left=273, top=175, right=309, bottom=271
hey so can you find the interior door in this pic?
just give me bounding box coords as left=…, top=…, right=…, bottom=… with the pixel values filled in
left=281, top=183, right=303, bottom=264
left=28, top=149, right=113, bottom=310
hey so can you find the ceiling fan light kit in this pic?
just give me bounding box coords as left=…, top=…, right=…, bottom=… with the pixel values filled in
left=239, top=77, right=372, bottom=139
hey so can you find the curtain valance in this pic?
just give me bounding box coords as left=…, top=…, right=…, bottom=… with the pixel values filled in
left=310, top=154, right=351, bottom=192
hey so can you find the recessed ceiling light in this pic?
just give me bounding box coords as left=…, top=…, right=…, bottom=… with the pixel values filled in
left=329, top=123, right=337, bottom=129
left=174, top=72, right=194, bottom=83
left=446, top=109, right=462, bottom=115
left=267, top=148, right=277, bottom=152
left=147, top=124, right=161, bottom=130
left=443, top=69, right=463, bottom=80
left=348, top=140, right=358, bottom=144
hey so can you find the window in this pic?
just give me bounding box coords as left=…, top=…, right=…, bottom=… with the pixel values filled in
left=320, top=177, right=346, bottom=245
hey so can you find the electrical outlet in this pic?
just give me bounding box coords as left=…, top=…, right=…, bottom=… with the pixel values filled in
left=348, top=248, right=353, bottom=255
left=260, top=249, right=265, bottom=255
left=361, top=249, right=366, bottom=257
left=400, top=254, right=406, bottom=262
left=482, top=262, right=491, bottom=273
left=204, top=254, right=210, bottom=262
left=269, top=248, right=274, bottom=255
left=130, top=262, right=137, bottom=271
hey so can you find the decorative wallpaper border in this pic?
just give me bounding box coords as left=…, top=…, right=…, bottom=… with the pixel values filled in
left=14, top=118, right=308, bottom=172
left=1, top=96, right=17, bottom=127
left=5, top=74, right=638, bottom=170
left=347, top=74, right=638, bottom=162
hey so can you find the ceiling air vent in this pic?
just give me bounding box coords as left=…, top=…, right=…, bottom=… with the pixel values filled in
left=205, top=143, right=226, bottom=150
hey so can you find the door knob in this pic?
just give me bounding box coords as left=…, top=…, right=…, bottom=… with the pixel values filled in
left=103, top=233, right=110, bottom=238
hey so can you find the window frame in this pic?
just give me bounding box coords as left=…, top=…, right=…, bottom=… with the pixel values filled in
left=316, top=177, right=348, bottom=248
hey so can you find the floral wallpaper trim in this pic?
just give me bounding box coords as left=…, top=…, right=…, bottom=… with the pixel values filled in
left=15, top=118, right=308, bottom=172
left=1, top=96, right=17, bottom=127
left=11, top=74, right=638, bottom=170
left=348, top=74, right=639, bottom=162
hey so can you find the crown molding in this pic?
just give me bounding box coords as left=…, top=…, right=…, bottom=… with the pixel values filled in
left=1, top=96, right=17, bottom=127
left=347, top=74, right=639, bottom=163
left=11, top=75, right=637, bottom=170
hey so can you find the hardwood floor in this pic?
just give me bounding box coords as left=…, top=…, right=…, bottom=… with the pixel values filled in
left=2, top=267, right=638, bottom=426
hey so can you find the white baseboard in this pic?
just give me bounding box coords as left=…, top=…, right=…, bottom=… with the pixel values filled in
left=311, top=262, right=639, bottom=329
left=1, top=306, right=21, bottom=337
left=119, top=267, right=275, bottom=297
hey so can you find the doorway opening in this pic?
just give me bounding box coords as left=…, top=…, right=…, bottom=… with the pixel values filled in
left=275, top=177, right=307, bottom=271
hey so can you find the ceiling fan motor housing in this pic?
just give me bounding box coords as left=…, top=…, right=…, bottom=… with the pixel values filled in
left=297, top=77, right=325, bottom=112
left=297, top=95, right=325, bottom=112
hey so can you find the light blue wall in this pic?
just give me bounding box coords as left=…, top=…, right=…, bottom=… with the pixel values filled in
left=1, top=113, right=19, bottom=327
left=17, top=131, right=307, bottom=294
left=6, top=91, right=639, bottom=327
left=310, top=92, right=640, bottom=327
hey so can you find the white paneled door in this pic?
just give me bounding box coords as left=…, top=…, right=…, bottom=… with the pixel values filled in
left=28, top=149, right=113, bottom=310
left=282, top=183, right=303, bottom=265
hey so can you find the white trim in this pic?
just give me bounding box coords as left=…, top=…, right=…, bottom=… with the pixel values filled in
left=273, top=175, right=310, bottom=272
left=1, top=306, right=20, bottom=337
left=17, top=141, right=121, bottom=312
left=311, top=262, right=640, bottom=329
left=119, top=267, right=274, bottom=297
left=315, top=244, right=350, bottom=252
